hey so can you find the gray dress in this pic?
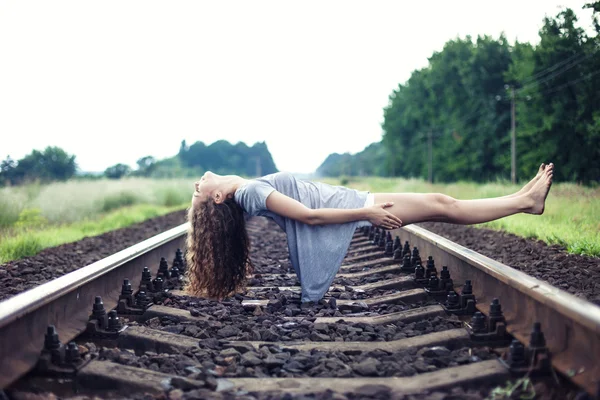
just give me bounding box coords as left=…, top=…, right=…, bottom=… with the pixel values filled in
left=234, top=172, right=369, bottom=302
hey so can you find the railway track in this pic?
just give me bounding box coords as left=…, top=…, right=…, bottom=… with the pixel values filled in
left=0, top=219, right=598, bottom=399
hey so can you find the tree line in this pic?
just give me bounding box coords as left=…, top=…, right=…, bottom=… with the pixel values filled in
left=318, top=4, right=600, bottom=184
left=0, top=140, right=278, bottom=185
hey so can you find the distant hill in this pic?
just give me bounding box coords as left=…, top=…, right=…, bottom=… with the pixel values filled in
left=316, top=142, right=388, bottom=177
left=177, top=140, right=278, bottom=177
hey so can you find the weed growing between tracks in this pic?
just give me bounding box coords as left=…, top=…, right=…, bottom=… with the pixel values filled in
left=326, top=177, right=600, bottom=257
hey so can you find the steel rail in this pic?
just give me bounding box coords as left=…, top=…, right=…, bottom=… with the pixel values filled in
left=0, top=223, right=189, bottom=389
left=394, top=225, right=600, bottom=395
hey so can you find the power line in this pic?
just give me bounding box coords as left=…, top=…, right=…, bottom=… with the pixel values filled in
left=519, top=52, right=584, bottom=85
left=532, top=68, right=600, bottom=97
left=517, top=51, right=597, bottom=93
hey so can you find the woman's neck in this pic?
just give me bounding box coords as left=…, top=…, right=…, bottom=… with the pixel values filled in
left=223, top=175, right=249, bottom=199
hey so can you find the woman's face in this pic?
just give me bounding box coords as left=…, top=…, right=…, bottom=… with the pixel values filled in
left=192, top=171, right=220, bottom=207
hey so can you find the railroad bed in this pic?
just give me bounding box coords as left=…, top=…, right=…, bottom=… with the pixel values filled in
left=0, top=218, right=598, bottom=399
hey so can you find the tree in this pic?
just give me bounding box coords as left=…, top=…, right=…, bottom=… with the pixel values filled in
left=0, top=147, right=77, bottom=185
left=104, top=164, right=131, bottom=179
left=0, top=156, right=17, bottom=185
left=178, top=140, right=278, bottom=176
left=135, top=156, right=156, bottom=176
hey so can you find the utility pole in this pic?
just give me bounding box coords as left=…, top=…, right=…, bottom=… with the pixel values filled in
left=427, top=130, right=433, bottom=183
left=510, top=86, right=516, bottom=184
left=255, top=157, right=261, bottom=177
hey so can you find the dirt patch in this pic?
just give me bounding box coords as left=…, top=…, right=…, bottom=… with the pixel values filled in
left=419, top=222, right=600, bottom=305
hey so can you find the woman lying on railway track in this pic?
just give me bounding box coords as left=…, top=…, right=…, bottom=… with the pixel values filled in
left=186, top=163, right=554, bottom=303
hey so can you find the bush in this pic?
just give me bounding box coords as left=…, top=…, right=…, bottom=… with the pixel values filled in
left=0, top=196, right=22, bottom=228
left=100, top=192, right=138, bottom=212
left=14, top=209, right=47, bottom=229
left=155, top=187, right=188, bottom=207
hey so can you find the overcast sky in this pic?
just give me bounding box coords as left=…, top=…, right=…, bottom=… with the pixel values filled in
left=0, top=1, right=594, bottom=174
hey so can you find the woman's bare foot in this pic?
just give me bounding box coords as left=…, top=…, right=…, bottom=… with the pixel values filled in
left=526, top=163, right=554, bottom=215
left=510, top=163, right=546, bottom=198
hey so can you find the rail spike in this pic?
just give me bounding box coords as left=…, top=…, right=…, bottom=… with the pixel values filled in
left=372, top=229, right=381, bottom=245
left=443, top=280, right=476, bottom=315
left=378, top=231, right=386, bottom=248
left=118, top=278, right=152, bottom=315
left=393, top=236, right=401, bottom=253
left=467, top=298, right=510, bottom=346
left=384, top=240, right=394, bottom=256
left=36, top=325, right=88, bottom=374
left=501, top=323, right=551, bottom=376
left=86, top=296, right=126, bottom=339
left=402, top=241, right=410, bottom=258
left=172, top=248, right=186, bottom=273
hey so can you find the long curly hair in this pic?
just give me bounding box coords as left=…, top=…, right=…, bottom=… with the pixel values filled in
left=185, top=197, right=252, bottom=299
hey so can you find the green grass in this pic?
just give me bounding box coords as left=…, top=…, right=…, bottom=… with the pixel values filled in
left=0, top=178, right=194, bottom=264
left=323, top=176, right=600, bottom=257
left=0, top=204, right=185, bottom=264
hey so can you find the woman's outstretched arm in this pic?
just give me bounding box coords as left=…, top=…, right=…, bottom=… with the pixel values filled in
left=265, top=191, right=403, bottom=229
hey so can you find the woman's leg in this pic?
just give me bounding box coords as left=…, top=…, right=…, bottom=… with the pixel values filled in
left=374, top=164, right=553, bottom=226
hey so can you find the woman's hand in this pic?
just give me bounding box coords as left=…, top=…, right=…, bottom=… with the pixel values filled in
left=366, top=202, right=403, bottom=230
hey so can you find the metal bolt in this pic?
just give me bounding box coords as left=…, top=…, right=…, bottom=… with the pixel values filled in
left=425, top=257, right=437, bottom=278
left=378, top=232, right=386, bottom=248
left=173, top=248, right=185, bottom=271
left=393, top=246, right=403, bottom=260
left=385, top=241, right=393, bottom=256
left=141, top=267, right=153, bottom=289
left=402, top=241, right=410, bottom=258
left=529, top=322, right=546, bottom=349
left=107, top=310, right=122, bottom=331
left=158, top=257, right=170, bottom=279
left=462, top=280, right=473, bottom=295
left=368, top=227, right=375, bottom=241
left=153, top=276, right=164, bottom=291
left=136, top=290, right=150, bottom=308
left=488, top=298, right=505, bottom=332
left=401, top=254, right=412, bottom=271
left=445, top=292, right=460, bottom=309
left=440, top=266, right=450, bottom=280
left=373, top=229, right=381, bottom=245
left=44, top=325, right=61, bottom=351
left=508, top=340, right=527, bottom=368
left=414, top=262, right=425, bottom=280
left=489, top=298, right=502, bottom=317
left=428, top=275, right=440, bottom=291
left=471, top=312, right=486, bottom=333
left=121, top=279, right=133, bottom=296
left=393, top=236, right=401, bottom=252
left=92, top=296, right=106, bottom=318
left=65, top=342, right=80, bottom=363
left=426, top=256, right=435, bottom=270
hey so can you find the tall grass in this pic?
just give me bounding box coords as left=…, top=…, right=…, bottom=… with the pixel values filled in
left=323, top=176, right=600, bottom=257
left=0, top=178, right=194, bottom=263
left=0, top=178, right=193, bottom=225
